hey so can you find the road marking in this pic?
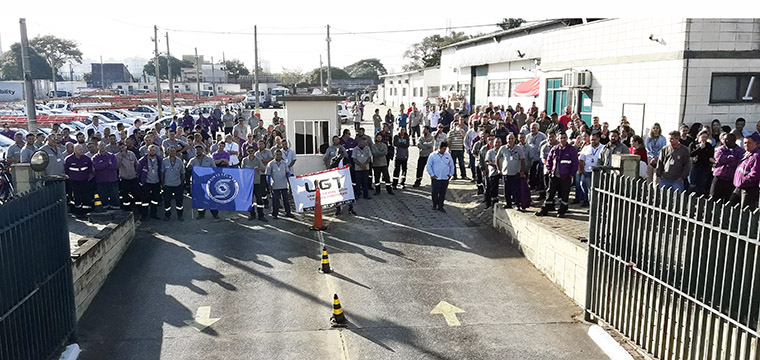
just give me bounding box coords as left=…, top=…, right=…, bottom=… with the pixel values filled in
left=430, top=301, right=465, bottom=326
left=359, top=215, right=471, bottom=249
left=587, top=325, right=633, bottom=360
left=184, top=306, right=220, bottom=331
left=317, top=231, right=351, bottom=360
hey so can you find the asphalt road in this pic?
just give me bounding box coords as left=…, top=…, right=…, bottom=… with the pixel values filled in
left=76, top=104, right=608, bottom=359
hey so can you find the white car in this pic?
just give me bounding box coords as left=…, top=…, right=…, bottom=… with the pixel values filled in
left=122, top=105, right=159, bottom=120
left=337, top=103, right=351, bottom=124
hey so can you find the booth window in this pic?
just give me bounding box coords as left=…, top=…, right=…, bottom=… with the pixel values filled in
left=488, top=80, right=508, bottom=97
left=428, top=86, right=440, bottom=98
left=294, top=120, right=330, bottom=155
left=710, top=73, right=759, bottom=103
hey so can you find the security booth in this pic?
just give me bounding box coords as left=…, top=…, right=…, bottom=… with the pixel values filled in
left=281, top=95, right=343, bottom=175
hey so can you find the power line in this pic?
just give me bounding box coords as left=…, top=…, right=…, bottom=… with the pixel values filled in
left=157, top=23, right=499, bottom=36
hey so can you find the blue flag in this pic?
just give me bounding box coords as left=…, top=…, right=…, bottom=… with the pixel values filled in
left=192, top=166, right=255, bottom=211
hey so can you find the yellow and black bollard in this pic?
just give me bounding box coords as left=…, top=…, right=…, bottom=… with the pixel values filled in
left=92, top=193, right=105, bottom=213
left=330, top=293, right=347, bottom=327
left=319, top=247, right=332, bottom=274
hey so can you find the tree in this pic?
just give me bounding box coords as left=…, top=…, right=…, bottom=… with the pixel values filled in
left=83, top=72, right=92, bottom=83
left=279, top=67, right=305, bottom=86
left=143, top=56, right=193, bottom=80
left=0, top=43, right=53, bottom=80
left=305, top=66, right=350, bottom=85
left=222, top=59, right=249, bottom=81
left=498, top=18, right=526, bottom=30
left=402, top=31, right=470, bottom=71
left=343, top=58, right=387, bottom=82
left=29, top=35, right=83, bottom=96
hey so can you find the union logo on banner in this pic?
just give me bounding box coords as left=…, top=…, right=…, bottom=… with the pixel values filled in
left=205, top=173, right=240, bottom=204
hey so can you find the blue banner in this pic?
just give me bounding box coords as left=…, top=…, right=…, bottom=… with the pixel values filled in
left=192, top=167, right=255, bottom=211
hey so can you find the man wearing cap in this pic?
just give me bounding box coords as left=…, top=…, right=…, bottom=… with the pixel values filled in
left=4, top=132, right=25, bottom=164
left=730, top=133, right=760, bottom=210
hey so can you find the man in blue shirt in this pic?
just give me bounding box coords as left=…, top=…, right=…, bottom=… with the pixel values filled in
left=426, top=141, right=455, bottom=213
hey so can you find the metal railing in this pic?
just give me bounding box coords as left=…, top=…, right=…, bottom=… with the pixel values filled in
left=586, top=170, right=760, bottom=360
left=0, top=180, right=76, bottom=360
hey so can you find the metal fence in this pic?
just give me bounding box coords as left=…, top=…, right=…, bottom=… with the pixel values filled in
left=0, top=180, right=76, bottom=360
left=586, top=170, right=760, bottom=360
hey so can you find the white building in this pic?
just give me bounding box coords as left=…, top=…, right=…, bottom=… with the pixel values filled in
left=380, top=67, right=440, bottom=109
left=429, top=18, right=760, bottom=135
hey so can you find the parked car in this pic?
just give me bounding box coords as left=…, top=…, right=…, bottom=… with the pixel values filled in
left=337, top=103, right=351, bottom=124
left=48, top=90, right=73, bottom=98
left=123, top=105, right=158, bottom=119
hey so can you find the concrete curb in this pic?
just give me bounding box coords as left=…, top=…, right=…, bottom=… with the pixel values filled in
left=59, top=344, right=80, bottom=360
left=588, top=325, right=633, bottom=360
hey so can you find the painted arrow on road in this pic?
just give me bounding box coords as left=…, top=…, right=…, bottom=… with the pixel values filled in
left=184, top=306, right=220, bottom=331
left=430, top=301, right=465, bottom=326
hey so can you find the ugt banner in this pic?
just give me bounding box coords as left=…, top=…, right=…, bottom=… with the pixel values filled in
left=192, top=166, right=255, bottom=211
left=288, top=165, right=355, bottom=213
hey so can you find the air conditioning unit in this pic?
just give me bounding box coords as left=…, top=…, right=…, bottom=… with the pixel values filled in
left=561, top=71, right=593, bottom=88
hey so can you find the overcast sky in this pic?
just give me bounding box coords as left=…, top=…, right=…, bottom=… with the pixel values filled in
left=1, top=0, right=753, bottom=78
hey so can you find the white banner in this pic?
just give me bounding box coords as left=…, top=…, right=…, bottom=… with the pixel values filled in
left=288, top=165, right=355, bottom=213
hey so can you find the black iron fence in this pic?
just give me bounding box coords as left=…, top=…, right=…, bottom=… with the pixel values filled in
left=586, top=170, right=760, bottom=360
left=0, top=180, right=76, bottom=360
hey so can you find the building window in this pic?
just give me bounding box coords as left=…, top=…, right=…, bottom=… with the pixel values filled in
left=710, top=73, right=760, bottom=104
left=294, top=120, right=330, bottom=155
left=403, top=88, right=406, bottom=96
left=413, top=88, right=418, bottom=97
left=545, top=78, right=567, bottom=115
left=428, top=86, right=440, bottom=98
left=488, top=80, right=508, bottom=97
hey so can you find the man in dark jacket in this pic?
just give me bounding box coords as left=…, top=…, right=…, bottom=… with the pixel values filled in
left=536, top=133, right=578, bottom=218
left=137, top=145, right=163, bottom=221
left=730, top=133, right=760, bottom=210
left=392, top=127, right=410, bottom=189
left=65, top=144, right=94, bottom=217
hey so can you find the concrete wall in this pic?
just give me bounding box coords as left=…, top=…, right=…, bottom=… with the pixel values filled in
left=71, top=213, right=136, bottom=320
left=492, top=208, right=588, bottom=307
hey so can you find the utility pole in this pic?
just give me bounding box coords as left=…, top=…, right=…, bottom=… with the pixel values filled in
left=165, top=32, right=175, bottom=115
left=254, top=25, right=260, bottom=117
left=195, top=47, right=201, bottom=99
left=319, top=55, right=324, bottom=94
left=222, top=51, right=227, bottom=83
left=211, top=56, right=216, bottom=96
left=326, top=24, right=332, bottom=94
left=100, top=56, right=105, bottom=89
left=69, top=63, right=74, bottom=81
left=19, top=18, right=37, bottom=132
left=153, top=25, right=163, bottom=118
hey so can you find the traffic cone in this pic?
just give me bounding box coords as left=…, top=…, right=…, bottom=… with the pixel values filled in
left=319, top=247, right=332, bottom=273
left=310, top=188, right=327, bottom=231
left=92, top=193, right=105, bottom=213
left=330, top=293, right=347, bottom=327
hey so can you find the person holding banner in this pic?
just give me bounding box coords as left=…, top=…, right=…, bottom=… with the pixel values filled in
left=267, top=149, right=294, bottom=219
left=426, top=141, right=455, bottom=213
left=243, top=147, right=268, bottom=222
left=255, top=140, right=274, bottom=208
left=186, top=146, right=219, bottom=219
left=324, top=136, right=356, bottom=216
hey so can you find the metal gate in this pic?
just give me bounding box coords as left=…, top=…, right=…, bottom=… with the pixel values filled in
left=0, top=180, right=76, bottom=360
left=586, top=170, right=760, bottom=360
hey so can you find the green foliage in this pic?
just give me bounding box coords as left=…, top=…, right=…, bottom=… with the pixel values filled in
left=222, top=59, right=249, bottom=80
left=402, top=31, right=470, bottom=71
left=343, top=58, right=387, bottom=81
left=279, top=67, right=306, bottom=85
left=305, top=66, right=350, bottom=84
left=29, top=35, right=83, bottom=80
left=498, top=18, right=526, bottom=30
left=0, top=43, right=53, bottom=80
left=143, top=56, right=192, bottom=80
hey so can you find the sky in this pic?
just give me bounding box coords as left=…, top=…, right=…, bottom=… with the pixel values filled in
left=1, top=0, right=755, bottom=79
